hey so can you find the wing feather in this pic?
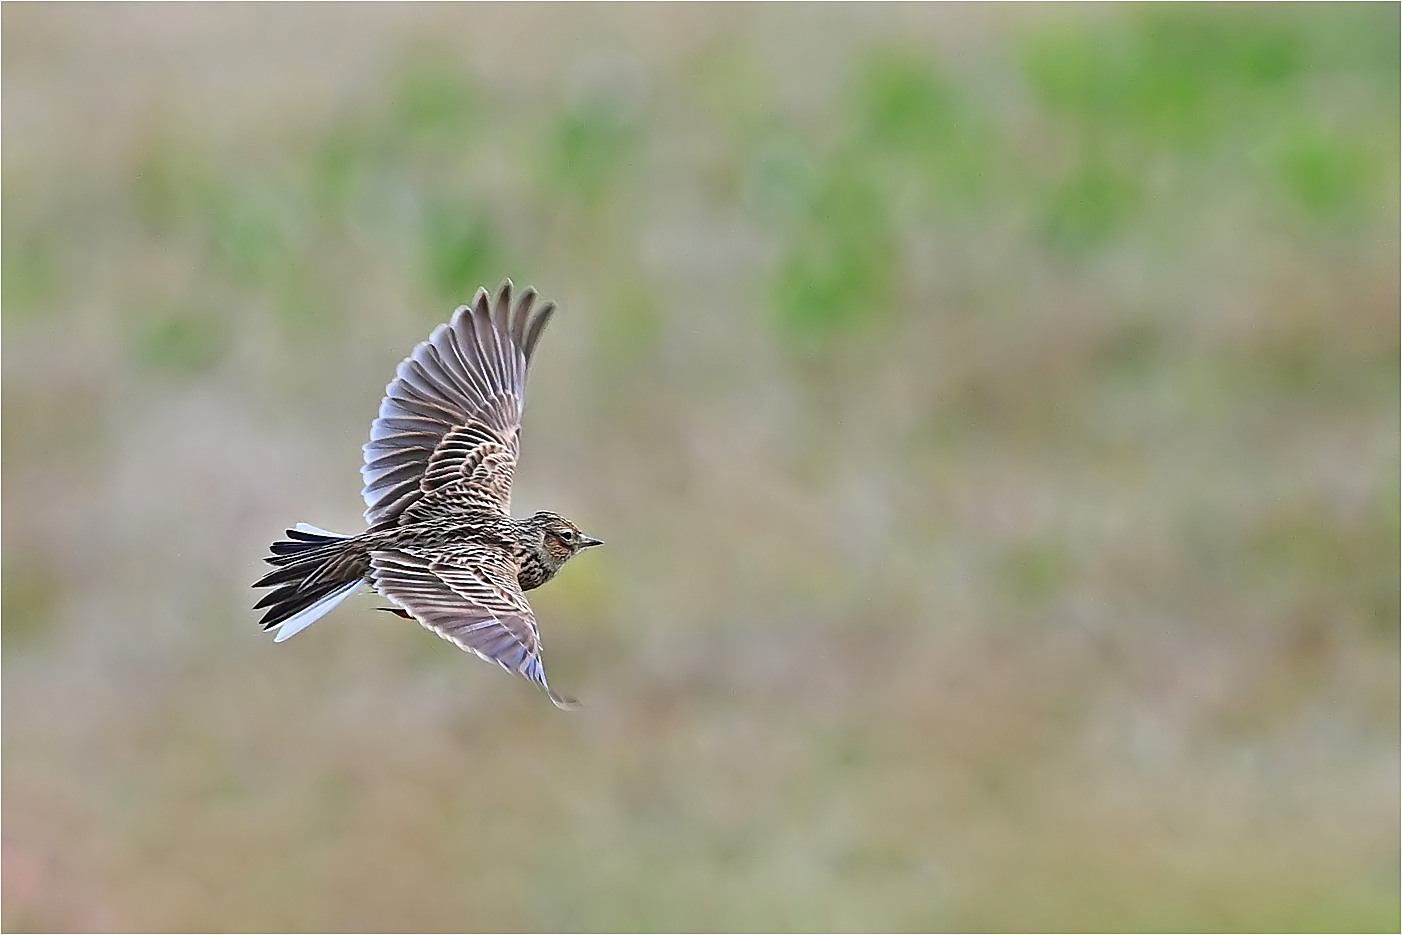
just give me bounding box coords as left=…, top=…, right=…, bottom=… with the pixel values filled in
left=364, top=432, right=439, bottom=454
left=370, top=546, right=574, bottom=707
left=523, top=300, right=556, bottom=359
left=510, top=289, right=535, bottom=348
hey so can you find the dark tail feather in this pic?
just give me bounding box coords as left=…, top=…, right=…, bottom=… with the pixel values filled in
left=253, top=525, right=365, bottom=640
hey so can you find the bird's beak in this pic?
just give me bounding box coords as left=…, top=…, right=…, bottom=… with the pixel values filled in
left=579, top=535, right=604, bottom=548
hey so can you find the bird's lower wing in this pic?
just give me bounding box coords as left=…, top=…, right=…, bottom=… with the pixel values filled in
left=369, top=545, right=575, bottom=708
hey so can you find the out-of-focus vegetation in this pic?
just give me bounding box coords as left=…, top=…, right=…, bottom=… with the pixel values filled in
left=3, top=5, right=1397, bottom=931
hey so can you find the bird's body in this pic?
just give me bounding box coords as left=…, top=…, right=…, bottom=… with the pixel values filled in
left=253, top=282, right=601, bottom=708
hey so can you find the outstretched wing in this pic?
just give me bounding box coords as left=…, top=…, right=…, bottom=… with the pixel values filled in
left=369, top=545, right=576, bottom=708
left=361, top=281, right=556, bottom=527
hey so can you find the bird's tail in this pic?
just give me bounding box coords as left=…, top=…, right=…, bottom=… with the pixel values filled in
left=253, top=523, right=367, bottom=642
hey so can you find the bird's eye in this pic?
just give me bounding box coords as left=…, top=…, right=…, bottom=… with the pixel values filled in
left=559, top=530, right=576, bottom=542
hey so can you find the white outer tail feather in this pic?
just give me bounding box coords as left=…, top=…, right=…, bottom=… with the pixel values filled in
left=273, top=579, right=361, bottom=642
left=294, top=522, right=350, bottom=537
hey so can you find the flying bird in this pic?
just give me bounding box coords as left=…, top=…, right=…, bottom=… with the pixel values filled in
left=253, top=281, right=601, bottom=708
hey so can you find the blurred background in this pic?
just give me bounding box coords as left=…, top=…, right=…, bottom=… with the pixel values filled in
left=3, top=4, right=1397, bottom=931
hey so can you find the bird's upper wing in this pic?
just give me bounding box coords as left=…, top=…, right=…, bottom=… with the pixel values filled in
left=370, top=545, right=575, bottom=708
left=361, top=281, right=555, bottom=527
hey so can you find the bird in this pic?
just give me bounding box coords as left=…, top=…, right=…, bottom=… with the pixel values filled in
left=252, top=280, right=602, bottom=708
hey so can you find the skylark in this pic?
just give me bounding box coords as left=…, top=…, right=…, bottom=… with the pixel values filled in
left=253, top=281, right=601, bottom=708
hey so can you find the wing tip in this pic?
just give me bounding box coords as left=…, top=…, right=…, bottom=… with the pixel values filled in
left=521, top=654, right=578, bottom=710
left=546, top=687, right=581, bottom=711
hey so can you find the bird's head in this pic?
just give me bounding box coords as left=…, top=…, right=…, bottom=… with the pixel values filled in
left=528, top=510, right=604, bottom=566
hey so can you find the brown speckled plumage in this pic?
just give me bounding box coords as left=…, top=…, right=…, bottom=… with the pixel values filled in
left=252, top=281, right=602, bottom=708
